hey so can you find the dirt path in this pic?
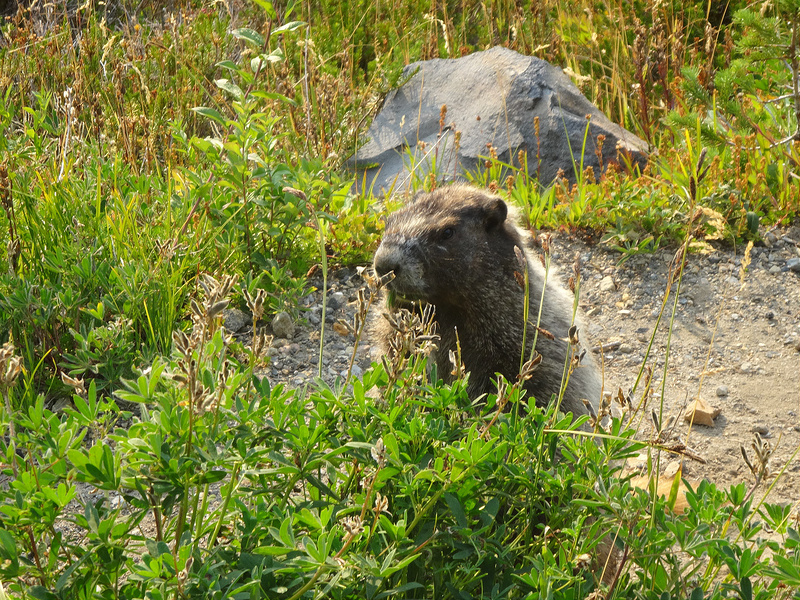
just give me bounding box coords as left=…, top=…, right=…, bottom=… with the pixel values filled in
left=570, top=228, right=800, bottom=506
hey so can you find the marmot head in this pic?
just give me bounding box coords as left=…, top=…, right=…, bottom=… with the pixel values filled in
left=373, top=185, right=523, bottom=307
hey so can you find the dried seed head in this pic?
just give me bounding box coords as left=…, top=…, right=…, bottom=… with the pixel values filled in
left=651, top=408, right=662, bottom=434
left=0, top=349, right=22, bottom=387
left=568, top=325, right=580, bottom=346
left=449, top=348, right=466, bottom=379
left=243, top=288, right=267, bottom=319
left=371, top=438, right=387, bottom=467
left=535, top=325, right=555, bottom=341
left=575, top=553, right=592, bottom=570
left=341, top=515, right=364, bottom=536
left=582, top=397, right=597, bottom=420
left=571, top=348, right=587, bottom=368
left=513, top=245, right=526, bottom=271
left=374, top=491, right=390, bottom=515
left=518, top=352, right=542, bottom=382
left=207, top=299, right=229, bottom=320
left=60, top=371, right=85, bottom=396
left=540, top=233, right=551, bottom=256
left=282, top=186, right=307, bottom=202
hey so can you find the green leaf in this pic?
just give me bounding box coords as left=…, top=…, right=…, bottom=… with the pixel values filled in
left=191, top=106, right=226, bottom=125
left=215, top=78, right=244, bottom=100
left=27, top=588, right=59, bottom=600
left=232, top=27, right=265, bottom=47
left=271, top=21, right=305, bottom=36
left=253, top=545, right=291, bottom=556
left=444, top=493, right=468, bottom=528
left=740, top=576, right=752, bottom=600
left=689, top=587, right=704, bottom=600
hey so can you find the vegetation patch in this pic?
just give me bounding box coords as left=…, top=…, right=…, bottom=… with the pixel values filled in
left=0, top=0, right=798, bottom=598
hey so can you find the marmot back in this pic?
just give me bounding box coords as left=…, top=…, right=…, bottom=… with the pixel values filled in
left=373, top=184, right=601, bottom=418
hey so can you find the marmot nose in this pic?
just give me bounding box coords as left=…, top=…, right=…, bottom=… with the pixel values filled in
left=373, top=246, right=400, bottom=279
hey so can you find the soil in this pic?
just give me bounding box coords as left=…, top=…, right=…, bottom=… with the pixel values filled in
left=262, top=224, right=800, bottom=508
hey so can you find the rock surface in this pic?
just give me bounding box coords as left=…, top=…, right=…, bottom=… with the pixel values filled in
left=271, top=311, right=295, bottom=340
left=348, top=46, right=648, bottom=195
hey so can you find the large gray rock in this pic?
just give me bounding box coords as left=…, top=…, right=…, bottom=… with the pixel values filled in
left=348, top=47, right=648, bottom=194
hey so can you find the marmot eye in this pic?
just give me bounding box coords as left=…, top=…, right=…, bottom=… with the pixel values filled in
left=441, top=227, right=455, bottom=241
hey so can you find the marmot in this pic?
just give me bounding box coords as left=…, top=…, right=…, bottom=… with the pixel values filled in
left=373, top=184, right=601, bottom=418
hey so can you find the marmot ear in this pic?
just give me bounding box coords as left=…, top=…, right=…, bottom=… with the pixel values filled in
left=484, top=198, right=508, bottom=231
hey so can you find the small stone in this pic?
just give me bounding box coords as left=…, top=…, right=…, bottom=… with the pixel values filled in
left=730, top=313, right=740, bottom=321
left=664, top=461, right=682, bottom=478
left=223, top=308, right=251, bottom=333
left=739, top=361, right=753, bottom=373
left=715, top=385, right=729, bottom=397
left=327, top=291, right=347, bottom=310
left=769, top=265, right=781, bottom=274
left=272, top=311, right=296, bottom=339
left=684, top=396, right=721, bottom=427
left=765, top=231, right=778, bottom=246
left=785, top=257, right=800, bottom=273
left=618, top=343, right=634, bottom=354
left=599, top=276, right=616, bottom=292
left=765, top=310, right=774, bottom=320
left=751, top=424, right=770, bottom=436
left=350, top=364, right=363, bottom=379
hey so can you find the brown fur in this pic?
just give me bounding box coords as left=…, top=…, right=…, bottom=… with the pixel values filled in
left=373, top=184, right=601, bottom=417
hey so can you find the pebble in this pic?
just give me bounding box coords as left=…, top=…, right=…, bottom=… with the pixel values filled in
left=786, top=257, right=800, bottom=273
left=272, top=311, right=296, bottom=339
left=327, top=291, right=347, bottom=310
left=751, top=424, right=770, bottom=436
left=599, top=276, right=616, bottom=292
left=223, top=308, right=251, bottom=333
left=716, top=385, right=729, bottom=397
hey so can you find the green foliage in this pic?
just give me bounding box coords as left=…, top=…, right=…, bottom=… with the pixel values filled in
left=665, top=2, right=800, bottom=224
left=1, top=0, right=800, bottom=598
left=2, top=280, right=800, bottom=598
